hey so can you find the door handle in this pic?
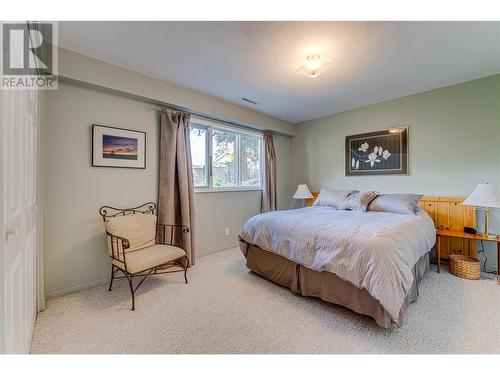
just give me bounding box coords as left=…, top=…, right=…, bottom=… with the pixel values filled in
left=5, top=228, right=19, bottom=239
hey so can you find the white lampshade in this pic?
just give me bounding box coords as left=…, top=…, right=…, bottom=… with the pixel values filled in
left=462, top=183, right=500, bottom=208
left=293, top=184, right=313, bottom=199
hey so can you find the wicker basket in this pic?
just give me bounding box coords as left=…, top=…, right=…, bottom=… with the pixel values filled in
left=449, top=254, right=480, bottom=280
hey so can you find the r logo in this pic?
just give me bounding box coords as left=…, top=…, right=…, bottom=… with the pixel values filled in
left=2, top=23, right=53, bottom=75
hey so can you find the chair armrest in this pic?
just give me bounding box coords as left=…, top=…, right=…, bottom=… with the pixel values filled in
left=106, top=232, right=130, bottom=265
left=156, top=223, right=189, bottom=247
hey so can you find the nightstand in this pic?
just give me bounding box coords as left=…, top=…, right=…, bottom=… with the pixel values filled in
left=436, top=229, right=500, bottom=273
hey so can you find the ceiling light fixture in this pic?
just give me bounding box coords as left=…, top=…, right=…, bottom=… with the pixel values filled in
left=296, top=54, right=330, bottom=78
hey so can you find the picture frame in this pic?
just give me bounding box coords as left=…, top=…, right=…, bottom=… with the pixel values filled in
left=345, top=127, right=408, bottom=176
left=92, top=124, right=146, bottom=169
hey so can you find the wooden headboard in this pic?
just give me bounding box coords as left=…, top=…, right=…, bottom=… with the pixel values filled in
left=307, top=193, right=476, bottom=258
left=418, top=196, right=476, bottom=258
left=306, top=192, right=320, bottom=207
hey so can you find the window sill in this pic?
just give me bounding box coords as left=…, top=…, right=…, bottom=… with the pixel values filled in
left=194, top=188, right=262, bottom=194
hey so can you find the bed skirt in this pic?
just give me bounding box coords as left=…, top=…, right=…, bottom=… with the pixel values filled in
left=240, top=242, right=430, bottom=328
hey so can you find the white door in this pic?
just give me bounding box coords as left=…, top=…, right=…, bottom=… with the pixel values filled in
left=1, top=86, right=38, bottom=354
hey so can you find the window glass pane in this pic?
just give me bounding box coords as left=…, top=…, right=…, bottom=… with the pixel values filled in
left=212, top=129, right=237, bottom=187
left=241, top=134, right=261, bottom=187
left=189, top=127, right=207, bottom=187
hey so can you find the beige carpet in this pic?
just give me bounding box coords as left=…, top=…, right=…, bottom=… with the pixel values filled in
left=31, top=247, right=500, bottom=354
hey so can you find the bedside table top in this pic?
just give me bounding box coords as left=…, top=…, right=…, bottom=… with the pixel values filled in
left=436, top=229, right=500, bottom=243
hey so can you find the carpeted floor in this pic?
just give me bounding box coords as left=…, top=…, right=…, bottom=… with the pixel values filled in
left=31, top=247, right=500, bottom=354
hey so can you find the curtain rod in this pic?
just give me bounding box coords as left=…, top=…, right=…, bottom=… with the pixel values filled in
left=58, top=76, right=294, bottom=138
left=145, top=104, right=268, bottom=135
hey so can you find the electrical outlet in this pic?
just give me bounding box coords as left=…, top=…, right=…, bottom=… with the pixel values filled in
left=225, top=227, right=230, bottom=236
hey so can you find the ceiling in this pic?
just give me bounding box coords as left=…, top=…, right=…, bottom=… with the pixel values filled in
left=58, top=21, right=500, bottom=123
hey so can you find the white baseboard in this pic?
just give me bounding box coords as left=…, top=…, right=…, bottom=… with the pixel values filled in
left=45, top=277, right=109, bottom=300
left=197, top=243, right=240, bottom=258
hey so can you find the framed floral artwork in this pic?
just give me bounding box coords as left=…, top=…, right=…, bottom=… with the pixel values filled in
left=345, top=127, right=408, bottom=176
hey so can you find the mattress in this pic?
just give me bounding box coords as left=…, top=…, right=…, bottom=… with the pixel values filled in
left=239, top=206, right=436, bottom=325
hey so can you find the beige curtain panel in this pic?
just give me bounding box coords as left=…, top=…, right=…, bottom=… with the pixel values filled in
left=261, top=132, right=277, bottom=212
left=158, top=110, right=196, bottom=265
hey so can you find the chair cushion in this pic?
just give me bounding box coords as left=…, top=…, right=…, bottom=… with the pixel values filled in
left=113, top=244, right=187, bottom=274
left=105, top=214, right=157, bottom=254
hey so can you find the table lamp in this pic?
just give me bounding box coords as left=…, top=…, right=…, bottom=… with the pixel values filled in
left=462, top=183, right=500, bottom=236
left=293, top=184, right=313, bottom=208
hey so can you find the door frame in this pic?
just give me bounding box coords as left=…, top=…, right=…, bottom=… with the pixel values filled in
left=36, top=90, right=46, bottom=313
left=1, top=21, right=44, bottom=353
left=0, top=87, right=5, bottom=354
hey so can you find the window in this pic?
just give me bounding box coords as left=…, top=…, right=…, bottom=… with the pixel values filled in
left=190, top=127, right=208, bottom=187
left=212, top=129, right=238, bottom=187
left=240, top=134, right=261, bottom=187
left=189, top=121, right=263, bottom=190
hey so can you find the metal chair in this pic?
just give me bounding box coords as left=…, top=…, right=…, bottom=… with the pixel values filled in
left=99, top=202, right=189, bottom=310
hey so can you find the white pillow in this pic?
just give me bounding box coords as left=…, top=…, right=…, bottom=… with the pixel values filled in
left=313, top=188, right=359, bottom=209
left=368, top=194, right=423, bottom=215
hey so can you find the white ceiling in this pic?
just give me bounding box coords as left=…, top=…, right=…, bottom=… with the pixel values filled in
left=59, top=21, right=500, bottom=123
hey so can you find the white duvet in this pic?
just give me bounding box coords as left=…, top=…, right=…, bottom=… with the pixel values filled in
left=239, top=206, right=436, bottom=322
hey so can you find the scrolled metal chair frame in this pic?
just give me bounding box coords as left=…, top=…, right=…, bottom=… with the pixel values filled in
left=99, top=202, right=189, bottom=310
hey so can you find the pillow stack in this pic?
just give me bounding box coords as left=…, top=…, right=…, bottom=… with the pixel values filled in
left=312, top=188, right=359, bottom=209
left=312, top=188, right=422, bottom=215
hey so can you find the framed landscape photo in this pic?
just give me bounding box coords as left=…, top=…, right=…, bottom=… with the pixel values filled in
left=92, top=124, right=146, bottom=169
left=345, top=127, right=408, bottom=176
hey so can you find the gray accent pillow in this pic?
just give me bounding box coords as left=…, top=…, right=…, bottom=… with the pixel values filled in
left=313, top=188, right=359, bottom=209
left=368, top=194, right=423, bottom=215
left=339, top=191, right=379, bottom=212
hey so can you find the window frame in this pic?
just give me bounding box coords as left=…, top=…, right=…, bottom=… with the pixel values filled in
left=189, top=119, right=264, bottom=192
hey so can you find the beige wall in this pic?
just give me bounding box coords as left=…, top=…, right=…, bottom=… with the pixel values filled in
left=44, top=50, right=294, bottom=298
left=292, top=74, right=500, bottom=270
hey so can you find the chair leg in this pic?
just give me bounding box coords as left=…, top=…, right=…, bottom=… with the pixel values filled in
left=127, top=275, right=135, bottom=311
left=184, top=256, right=189, bottom=284
left=108, top=265, right=116, bottom=291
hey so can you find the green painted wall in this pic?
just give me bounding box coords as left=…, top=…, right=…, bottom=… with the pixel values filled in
left=293, top=74, right=500, bottom=270
left=43, top=50, right=295, bottom=298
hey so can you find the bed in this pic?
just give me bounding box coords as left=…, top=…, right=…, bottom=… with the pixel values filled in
left=239, top=203, right=437, bottom=328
